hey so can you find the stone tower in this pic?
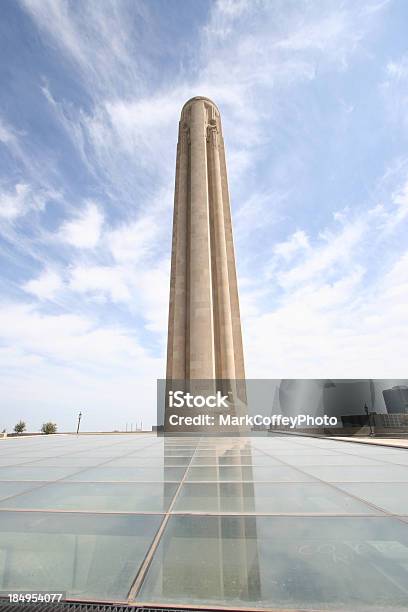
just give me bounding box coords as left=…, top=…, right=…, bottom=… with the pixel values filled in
left=166, top=96, right=245, bottom=382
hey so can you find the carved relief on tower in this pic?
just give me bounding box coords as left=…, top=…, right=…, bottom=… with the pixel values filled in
left=178, top=120, right=190, bottom=153
left=204, top=103, right=220, bottom=147
left=206, top=118, right=219, bottom=147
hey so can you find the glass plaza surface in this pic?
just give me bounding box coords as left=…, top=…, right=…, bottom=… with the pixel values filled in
left=0, top=434, right=407, bottom=611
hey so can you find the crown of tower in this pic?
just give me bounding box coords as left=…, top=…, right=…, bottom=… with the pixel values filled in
left=181, top=96, right=220, bottom=113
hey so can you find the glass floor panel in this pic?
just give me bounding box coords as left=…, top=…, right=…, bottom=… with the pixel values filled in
left=335, top=483, right=408, bottom=515
left=376, top=455, right=408, bottom=466
left=0, top=482, right=179, bottom=513
left=190, top=455, right=283, bottom=466
left=0, top=466, right=82, bottom=481
left=282, top=455, right=389, bottom=467
left=301, top=465, right=408, bottom=482
left=0, top=482, right=46, bottom=501
left=24, top=457, right=121, bottom=468
left=254, top=450, right=343, bottom=457
left=163, top=450, right=195, bottom=457
left=173, top=482, right=380, bottom=514
left=0, top=510, right=162, bottom=601
left=106, top=456, right=192, bottom=467
left=66, top=466, right=186, bottom=482
left=137, top=515, right=408, bottom=610
left=212, top=449, right=262, bottom=454
left=0, top=458, right=38, bottom=467
left=186, top=465, right=315, bottom=482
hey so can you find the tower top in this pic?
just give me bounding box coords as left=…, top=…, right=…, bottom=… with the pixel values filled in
left=181, top=96, right=220, bottom=114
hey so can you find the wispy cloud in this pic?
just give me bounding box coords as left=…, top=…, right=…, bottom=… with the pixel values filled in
left=20, top=0, right=147, bottom=97
left=106, top=215, right=158, bottom=264
left=0, top=182, right=54, bottom=220
left=273, top=230, right=310, bottom=261
left=0, top=118, right=18, bottom=146
left=23, top=269, right=63, bottom=300
left=58, top=201, right=104, bottom=249
left=69, top=264, right=130, bottom=303
left=381, top=53, right=408, bottom=131
left=277, top=220, right=366, bottom=289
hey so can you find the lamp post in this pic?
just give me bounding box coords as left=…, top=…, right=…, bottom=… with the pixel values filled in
left=364, top=403, right=374, bottom=436
left=76, top=411, right=82, bottom=435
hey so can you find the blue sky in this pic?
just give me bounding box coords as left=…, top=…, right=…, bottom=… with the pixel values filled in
left=1, top=0, right=408, bottom=432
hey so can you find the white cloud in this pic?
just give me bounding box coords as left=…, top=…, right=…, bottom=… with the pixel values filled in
left=390, top=178, right=408, bottom=226
left=69, top=264, right=130, bottom=303
left=386, top=57, right=408, bottom=80
left=381, top=54, right=408, bottom=131
left=23, top=269, right=63, bottom=300
left=276, top=220, right=366, bottom=289
left=216, top=0, right=251, bottom=18
left=59, top=201, right=103, bottom=249
left=383, top=250, right=408, bottom=297
left=274, top=230, right=310, bottom=261
left=274, top=10, right=362, bottom=63
left=105, top=96, right=181, bottom=143
left=1, top=184, right=30, bottom=219
left=0, top=301, right=159, bottom=373
left=0, top=182, right=55, bottom=220
left=68, top=257, right=170, bottom=333
left=21, top=0, right=144, bottom=97
left=235, top=190, right=283, bottom=241
left=77, top=91, right=184, bottom=190
left=367, top=169, right=408, bottom=232
left=0, top=118, right=17, bottom=146
left=0, top=183, right=30, bottom=219
left=133, top=259, right=170, bottom=334
left=107, top=215, right=158, bottom=264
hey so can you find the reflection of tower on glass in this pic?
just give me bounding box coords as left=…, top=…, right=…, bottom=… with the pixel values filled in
left=166, top=97, right=245, bottom=383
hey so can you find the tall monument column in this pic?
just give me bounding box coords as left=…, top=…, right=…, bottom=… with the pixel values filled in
left=166, top=96, right=245, bottom=382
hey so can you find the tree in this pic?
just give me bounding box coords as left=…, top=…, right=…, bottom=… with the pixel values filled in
left=41, top=422, right=57, bottom=435
left=14, top=421, right=26, bottom=435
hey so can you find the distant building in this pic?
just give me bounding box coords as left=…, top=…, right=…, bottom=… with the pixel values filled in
left=278, top=380, right=378, bottom=426
left=323, top=380, right=376, bottom=418
left=383, top=386, right=408, bottom=414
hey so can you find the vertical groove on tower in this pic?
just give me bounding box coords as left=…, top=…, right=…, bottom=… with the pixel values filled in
left=188, top=100, right=215, bottom=379
left=210, top=120, right=235, bottom=380
left=219, top=136, right=245, bottom=381
left=185, top=128, right=191, bottom=380
left=166, top=131, right=187, bottom=379
left=207, top=127, right=220, bottom=381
